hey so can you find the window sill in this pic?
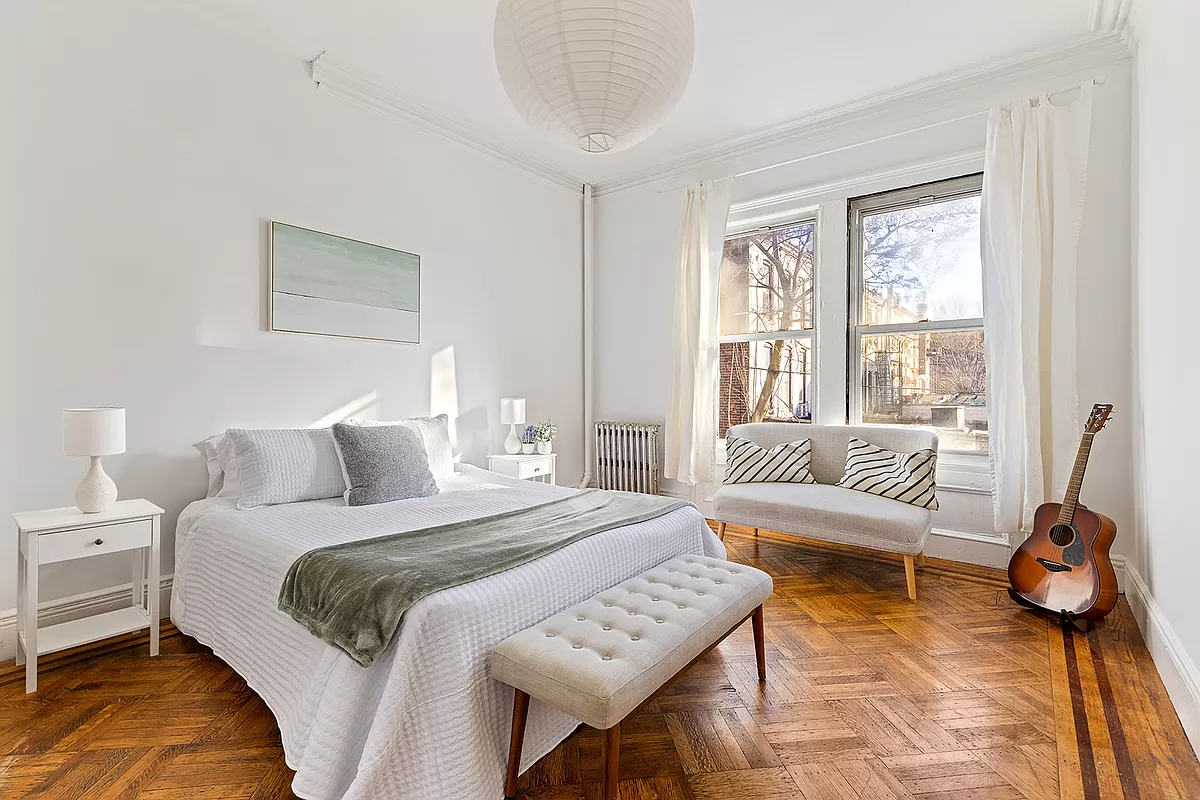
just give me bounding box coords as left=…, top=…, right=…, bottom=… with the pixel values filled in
left=940, top=449, right=990, bottom=460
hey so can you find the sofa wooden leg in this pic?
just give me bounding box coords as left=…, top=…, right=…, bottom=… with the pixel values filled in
left=903, top=555, right=917, bottom=600
left=752, top=527, right=759, bottom=537
left=505, top=689, right=530, bottom=798
left=916, top=552, right=926, bottom=569
left=717, top=521, right=727, bottom=541
left=752, top=605, right=767, bottom=682
left=600, top=723, right=621, bottom=800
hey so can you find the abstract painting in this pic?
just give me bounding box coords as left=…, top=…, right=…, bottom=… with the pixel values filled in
left=269, top=221, right=420, bottom=343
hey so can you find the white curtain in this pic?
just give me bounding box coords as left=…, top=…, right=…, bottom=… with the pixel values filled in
left=664, top=180, right=733, bottom=486
left=982, top=83, right=1094, bottom=533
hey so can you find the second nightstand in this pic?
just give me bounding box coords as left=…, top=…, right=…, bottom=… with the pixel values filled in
left=13, top=498, right=164, bottom=693
left=487, top=453, right=557, bottom=485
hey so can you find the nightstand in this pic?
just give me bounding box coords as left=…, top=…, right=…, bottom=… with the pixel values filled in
left=487, top=453, right=557, bottom=485
left=13, top=498, right=164, bottom=693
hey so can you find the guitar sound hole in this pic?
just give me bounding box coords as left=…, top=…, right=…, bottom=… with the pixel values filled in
left=1049, top=523, right=1075, bottom=547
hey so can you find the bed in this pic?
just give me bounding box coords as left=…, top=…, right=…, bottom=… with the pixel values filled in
left=171, top=465, right=723, bottom=799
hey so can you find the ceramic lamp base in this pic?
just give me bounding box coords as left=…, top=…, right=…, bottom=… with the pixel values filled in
left=504, top=425, right=522, bottom=455
left=75, top=456, right=118, bottom=513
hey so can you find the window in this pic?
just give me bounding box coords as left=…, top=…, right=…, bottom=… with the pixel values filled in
left=849, top=175, right=988, bottom=452
left=718, top=220, right=816, bottom=437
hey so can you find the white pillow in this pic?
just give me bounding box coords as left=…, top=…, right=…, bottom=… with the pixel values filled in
left=226, top=427, right=347, bottom=509
left=215, top=434, right=243, bottom=499
left=345, top=414, right=454, bottom=480
left=198, top=432, right=243, bottom=499
left=199, top=434, right=225, bottom=498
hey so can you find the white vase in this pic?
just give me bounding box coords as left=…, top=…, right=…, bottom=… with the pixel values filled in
left=521, top=443, right=535, bottom=454
left=537, top=441, right=552, bottom=455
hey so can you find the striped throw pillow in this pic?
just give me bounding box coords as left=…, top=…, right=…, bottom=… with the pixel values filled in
left=836, top=437, right=938, bottom=510
left=724, top=437, right=816, bottom=485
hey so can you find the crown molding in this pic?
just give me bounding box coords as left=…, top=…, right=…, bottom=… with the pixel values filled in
left=1090, top=0, right=1135, bottom=36
left=309, top=55, right=583, bottom=192
left=591, top=32, right=1131, bottom=199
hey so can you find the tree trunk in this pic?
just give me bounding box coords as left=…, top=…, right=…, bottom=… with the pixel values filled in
left=751, top=338, right=786, bottom=422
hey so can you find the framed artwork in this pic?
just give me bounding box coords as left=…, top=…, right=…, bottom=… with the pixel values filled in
left=269, top=221, right=420, bottom=344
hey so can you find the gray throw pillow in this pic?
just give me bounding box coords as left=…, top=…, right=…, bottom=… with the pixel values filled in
left=332, top=422, right=440, bottom=507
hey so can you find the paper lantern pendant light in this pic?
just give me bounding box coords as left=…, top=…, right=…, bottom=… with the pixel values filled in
left=494, top=0, right=696, bottom=154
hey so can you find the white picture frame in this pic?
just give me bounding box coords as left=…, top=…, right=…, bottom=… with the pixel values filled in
left=269, top=221, right=421, bottom=344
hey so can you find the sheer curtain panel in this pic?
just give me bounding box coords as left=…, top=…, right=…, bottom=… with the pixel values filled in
left=664, top=181, right=732, bottom=486
left=982, top=83, right=1094, bottom=533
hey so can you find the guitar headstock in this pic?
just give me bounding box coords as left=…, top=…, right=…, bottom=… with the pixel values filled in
left=1085, top=404, right=1114, bottom=434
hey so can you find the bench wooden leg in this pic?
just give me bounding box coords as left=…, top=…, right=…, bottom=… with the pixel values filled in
left=600, top=723, right=621, bottom=800
left=716, top=521, right=726, bottom=541
left=916, top=552, right=926, bottom=569
left=903, top=555, right=917, bottom=601
left=505, top=689, right=530, bottom=798
left=752, top=604, right=766, bottom=681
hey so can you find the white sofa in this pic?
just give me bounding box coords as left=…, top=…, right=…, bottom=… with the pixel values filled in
left=712, top=423, right=938, bottom=599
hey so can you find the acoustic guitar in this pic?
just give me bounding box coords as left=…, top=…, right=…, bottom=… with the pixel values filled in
left=1007, top=404, right=1118, bottom=625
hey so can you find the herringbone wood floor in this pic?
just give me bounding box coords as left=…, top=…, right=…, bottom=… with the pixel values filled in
left=2, top=523, right=1197, bottom=798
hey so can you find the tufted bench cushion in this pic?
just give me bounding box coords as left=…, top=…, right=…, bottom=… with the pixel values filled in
left=492, top=555, right=773, bottom=731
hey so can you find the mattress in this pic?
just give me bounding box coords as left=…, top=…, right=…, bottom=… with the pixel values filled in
left=171, top=465, right=722, bottom=799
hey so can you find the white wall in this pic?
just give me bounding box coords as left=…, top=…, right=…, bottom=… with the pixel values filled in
left=1129, top=0, right=1200, bottom=746
left=594, top=58, right=1136, bottom=567
left=0, top=0, right=583, bottom=624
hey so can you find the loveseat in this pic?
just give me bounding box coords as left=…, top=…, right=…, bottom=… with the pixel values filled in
left=712, top=423, right=938, bottom=599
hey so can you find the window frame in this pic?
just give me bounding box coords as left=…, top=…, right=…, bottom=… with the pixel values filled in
left=847, top=173, right=986, bottom=456
left=717, top=214, right=819, bottom=459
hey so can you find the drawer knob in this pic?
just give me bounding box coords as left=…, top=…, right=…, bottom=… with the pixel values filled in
left=93, top=538, right=104, bottom=546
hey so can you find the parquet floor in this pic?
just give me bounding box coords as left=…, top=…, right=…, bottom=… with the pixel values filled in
left=2, top=523, right=1198, bottom=799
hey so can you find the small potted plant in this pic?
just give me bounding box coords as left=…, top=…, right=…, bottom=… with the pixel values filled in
left=520, top=425, right=537, bottom=454
left=534, top=420, right=558, bottom=455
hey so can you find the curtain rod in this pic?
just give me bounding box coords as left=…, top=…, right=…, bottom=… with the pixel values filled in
left=656, top=77, right=1106, bottom=194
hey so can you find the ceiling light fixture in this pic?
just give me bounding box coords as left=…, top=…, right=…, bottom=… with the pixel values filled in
left=494, top=0, right=695, bottom=154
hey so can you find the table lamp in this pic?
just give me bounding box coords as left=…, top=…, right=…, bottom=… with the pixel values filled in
left=500, top=398, right=526, bottom=455
left=63, top=407, right=126, bottom=513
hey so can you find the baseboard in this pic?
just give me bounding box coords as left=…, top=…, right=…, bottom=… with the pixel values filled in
left=926, top=527, right=1011, bottom=569
left=1123, top=564, right=1200, bottom=754
left=1111, top=553, right=1128, bottom=593
left=0, top=576, right=173, bottom=662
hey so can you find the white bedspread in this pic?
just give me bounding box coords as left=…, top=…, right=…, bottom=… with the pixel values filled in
left=171, top=465, right=722, bottom=799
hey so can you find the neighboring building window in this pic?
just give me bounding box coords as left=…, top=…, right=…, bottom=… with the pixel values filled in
left=849, top=174, right=988, bottom=452
left=718, top=220, right=816, bottom=437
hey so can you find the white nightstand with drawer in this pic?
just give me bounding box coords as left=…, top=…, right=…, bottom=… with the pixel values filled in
left=13, top=498, right=164, bottom=692
left=487, top=454, right=557, bottom=485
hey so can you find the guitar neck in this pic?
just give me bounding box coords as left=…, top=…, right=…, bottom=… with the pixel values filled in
left=1058, top=433, right=1094, bottom=525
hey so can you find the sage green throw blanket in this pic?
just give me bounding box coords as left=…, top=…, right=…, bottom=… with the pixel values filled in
left=278, top=490, right=690, bottom=667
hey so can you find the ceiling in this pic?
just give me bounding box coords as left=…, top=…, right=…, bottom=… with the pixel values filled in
left=198, top=0, right=1100, bottom=185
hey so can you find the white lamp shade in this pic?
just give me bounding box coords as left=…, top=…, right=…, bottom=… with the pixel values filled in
left=63, top=407, right=126, bottom=456
left=500, top=398, right=527, bottom=426
left=494, top=0, right=695, bottom=153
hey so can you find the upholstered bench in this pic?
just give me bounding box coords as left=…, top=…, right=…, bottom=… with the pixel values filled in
left=492, top=555, right=773, bottom=800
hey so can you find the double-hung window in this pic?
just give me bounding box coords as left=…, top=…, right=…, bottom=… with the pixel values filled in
left=849, top=174, right=988, bottom=453
left=717, top=219, right=817, bottom=439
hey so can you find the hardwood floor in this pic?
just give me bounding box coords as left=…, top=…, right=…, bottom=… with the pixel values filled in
left=1, top=522, right=1197, bottom=799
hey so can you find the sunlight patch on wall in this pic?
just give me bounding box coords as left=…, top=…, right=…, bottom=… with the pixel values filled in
left=310, top=391, right=380, bottom=427
left=431, top=346, right=459, bottom=448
